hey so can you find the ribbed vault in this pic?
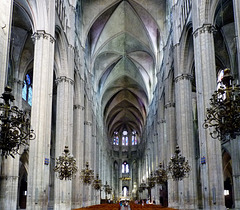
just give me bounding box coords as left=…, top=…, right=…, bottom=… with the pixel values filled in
left=86, top=0, right=163, bottom=140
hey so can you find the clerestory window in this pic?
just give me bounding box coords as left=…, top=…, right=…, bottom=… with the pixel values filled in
left=22, top=72, right=33, bottom=106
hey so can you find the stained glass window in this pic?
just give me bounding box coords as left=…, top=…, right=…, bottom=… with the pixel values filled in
left=22, top=72, right=33, bottom=106
left=217, top=69, right=225, bottom=100
left=113, top=132, right=119, bottom=145
left=122, top=130, right=128, bottom=146
left=132, top=131, right=137, bottom=145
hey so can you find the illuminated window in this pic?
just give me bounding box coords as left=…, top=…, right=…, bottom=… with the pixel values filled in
left=122, top=161, right=129, bottom=173
left=113, top=132, right=119, bottom=145
left=217, top=69, right=225, bottom=100
left=122, top=130, right=128, bottom=146
left=22, top=72, right=33, bottom=106
left=132, top=131, right=137, bottom=145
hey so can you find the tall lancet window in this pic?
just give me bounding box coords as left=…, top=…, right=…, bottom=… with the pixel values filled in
left=132, top=131, right=137, bottom=145
left=113, top=131, right=119, bottom=145
left=217, top=69, right=225, bottom=100
left=122, top=161, right=129, bottom=174
left=122, top=130, right=128, bottom=146
left=22, top=72, right=33, bottom=106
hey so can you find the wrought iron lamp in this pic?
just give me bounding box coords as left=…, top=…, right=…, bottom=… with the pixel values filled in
left=104, top=181, right=112, bottom=199
left=203, top=68, right=240, bottom=141
left=93, top=174, right=102, bottom=190
left=80, top=162, right=94, bottom=184
left=147, top=172, right=156, bottom=189
left=0, top=86, right=35, bottom=158
left=54, top=146, right=78, bottom=180
left=138, top=182, right=147, bottom=193
left=168, top=144, right=191, bottom=181
left=147, top=172, right=156, bottom=201
left=154, top=162, right=168, bottom=185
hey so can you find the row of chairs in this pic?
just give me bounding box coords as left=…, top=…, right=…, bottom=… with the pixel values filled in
left=130, top=203, right=178, bottom=210
left=73, top=203, right=119, bottom=210
left=73, top=203, right=178, bottom=210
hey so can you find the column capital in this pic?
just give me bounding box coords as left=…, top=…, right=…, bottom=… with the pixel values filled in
left=73, top=104, right=85, bottom=110
left=193, top=24, right=216, bottom=37
left=13, top=78, right=24, bottom=86
left=164, top=102, right=175, bottom=109
left=174, top=73, right=193, bottom=83
left=84, top=121, right=92, bottom=126
left=55, top=76, right=74, bottom=85
left=31, top=30, right=55, bottom=44
left=157, top=119, right=166, bottom=124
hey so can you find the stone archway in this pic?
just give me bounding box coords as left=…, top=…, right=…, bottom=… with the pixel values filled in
left=222, top=150, right=233, bottom=208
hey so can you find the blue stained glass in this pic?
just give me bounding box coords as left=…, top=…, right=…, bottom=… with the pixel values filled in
left=28, top=86, right=32, bottom=106
left=132, top=136, right=134, bottom=145
left=26, top=74, right=31, bottom=85
left=126, top=137, right=128, bottom=145
left=22, top=81, right=27, bottom=101
left=116, top=136, right=119, bottom=145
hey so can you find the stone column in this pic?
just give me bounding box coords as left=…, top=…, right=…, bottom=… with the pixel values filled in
left=175, top=73, right=197, bottom=209
left=54, top=76, right=74, bottom=210
left=233, top=0, right=240, bottom=75
left=72, top=78, right=85, bottom=208
left=164, top=70, right=178, bottom=208
left=0, top=0, right=13, bottom=92
left=27, top=30, right=55, bottom=210
left=193, top=24, right=225, bottom=209
left=230, top=138, right=240, bottom=209
left=232, top=4, right=240, bottom=208
left=83, top=96, right=93, bottom=206
left=92, top=117, right=97, bottom=204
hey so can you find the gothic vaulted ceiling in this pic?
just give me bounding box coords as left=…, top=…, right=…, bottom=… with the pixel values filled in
left=84, top=0, right=165, bottom=139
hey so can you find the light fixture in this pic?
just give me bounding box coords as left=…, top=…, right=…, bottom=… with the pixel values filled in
left=54, top=146, right=78, bottom=180
left=0, top=86, right=35, bottom=158
left=104, top=181, right=112, bottom=199
left=203, top=68, right=240, bottom=141
left=93, top=174, right=102, bottom=190
left=147, top=172, right=156, bottom=189
left=154, top=162, right=168, bottom=185
left=168, top=144, right=191, bottom=181
left=80, top=162, right=94, bottom=184
left=138, top=182, right=147, bottom=193
left=147, top=172, right=156, bottom=201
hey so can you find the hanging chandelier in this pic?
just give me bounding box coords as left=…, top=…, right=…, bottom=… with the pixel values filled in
left=93, top=174, right=102, bottom=190
left=203, top=68, right=240, bottom=141
left=168, top=144, right=191, bottom=181
left=147, top=172, right=156, bottom=189
left=0, top=86, right=35, bottom=158
left=104, top=181, right=112, bottom=194
left=103, top=181, right=112, bottom=199
left=80, top=162, right=94, bottom=184
left=54, top=146, right=78, bottom=180
left=138, top=182, right=147, bottom=193
left=154, top=162, right=168, bottom=185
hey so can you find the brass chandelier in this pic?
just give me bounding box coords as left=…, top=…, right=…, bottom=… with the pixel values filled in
left=104, top=181, right=112, bottom=195
left=147, top=172, right=156, bottom=189
left=168, top=144, right=191, bottom=181
left=93, top=174, right=102, bottom=190
left=54, top=146, right=78, bottom=180
left=154, top=162, right=168, bottom=185
left=203, top=68, right=240, bottom=141
left=0, top=86, right=35, bottom=158
left=138, top=182, right=147, bottom=193
left=80, top=162, right=94, bottom=184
